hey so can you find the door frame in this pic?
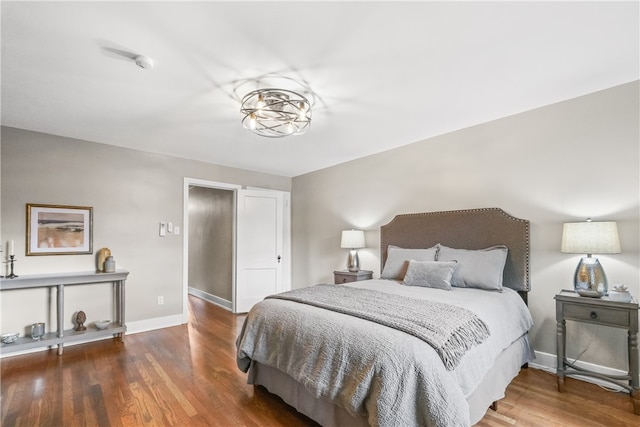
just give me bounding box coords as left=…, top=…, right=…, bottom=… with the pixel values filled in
left=182, top=178, right=292, bottom=320
left=182, top=178, right=241, bottom=323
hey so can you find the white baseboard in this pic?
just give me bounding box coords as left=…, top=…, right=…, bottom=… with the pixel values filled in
left=188, top=287, right=232, bottom=311
left=126, top=314, right=185, bottom=334
left=530, top=350, right=628, bottom=392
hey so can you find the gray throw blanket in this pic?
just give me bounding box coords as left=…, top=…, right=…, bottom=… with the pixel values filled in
left=266, top=284, right=489, bottom=370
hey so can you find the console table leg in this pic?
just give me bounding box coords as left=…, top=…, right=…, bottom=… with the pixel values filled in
left=57, top=284, right=64, bottom=356
left=118, top=279, right=125, bottom=342
left=557, top=376, right=566, bottom=393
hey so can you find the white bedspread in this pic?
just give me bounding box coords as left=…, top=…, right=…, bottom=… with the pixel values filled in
left=236, top=279, right=533, bottom=427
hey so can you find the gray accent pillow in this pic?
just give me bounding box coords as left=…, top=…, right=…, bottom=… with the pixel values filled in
left=380, top=245, right=438, bottom=280
left=402, top=260, right=458, bottom=290
left=437, top=245, right=508, bottom=290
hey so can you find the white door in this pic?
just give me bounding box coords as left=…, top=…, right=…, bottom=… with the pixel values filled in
left=235, top=189, right=284, bottom=313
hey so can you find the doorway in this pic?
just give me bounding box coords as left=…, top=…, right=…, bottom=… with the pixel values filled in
left=182, top=178, right=291, bottom=320
left=187, top=185, right=235, bottom=310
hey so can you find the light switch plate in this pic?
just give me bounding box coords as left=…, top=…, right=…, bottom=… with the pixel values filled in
left=159, top=222, right=166, bottom=237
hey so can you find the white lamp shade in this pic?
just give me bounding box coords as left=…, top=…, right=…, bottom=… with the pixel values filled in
left=561, top=221, right=621, bottom=255
left=341, top=230, right=365, bottom=249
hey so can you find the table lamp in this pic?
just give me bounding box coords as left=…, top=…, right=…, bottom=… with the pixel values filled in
left=561, top=219, right=621, bottom=297
left=341, top=230, right=365, bottom=272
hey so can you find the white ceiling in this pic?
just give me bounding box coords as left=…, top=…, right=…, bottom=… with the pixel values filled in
left=2, top=1, right=638, bottom=177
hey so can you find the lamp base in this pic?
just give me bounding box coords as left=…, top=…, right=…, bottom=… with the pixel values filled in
left=574, top=256, right=608, bottom=298
left=347, top=250, right=360, bottom=272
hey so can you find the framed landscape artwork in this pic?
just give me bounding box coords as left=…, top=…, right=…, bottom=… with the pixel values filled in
left=26, top=204, right=93, bottom=255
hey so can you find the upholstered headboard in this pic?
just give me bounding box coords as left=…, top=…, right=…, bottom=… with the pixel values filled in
left=380, top=208, right=530, bottom=296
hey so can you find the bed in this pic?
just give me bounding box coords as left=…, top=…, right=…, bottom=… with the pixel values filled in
left=236, top=208, right=534, bottom=426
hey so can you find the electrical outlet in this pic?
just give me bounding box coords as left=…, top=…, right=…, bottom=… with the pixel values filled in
left=157, top=296, right=164, bottom=305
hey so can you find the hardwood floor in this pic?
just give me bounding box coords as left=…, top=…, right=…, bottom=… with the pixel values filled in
left=1, top=295, right=638, bottom=426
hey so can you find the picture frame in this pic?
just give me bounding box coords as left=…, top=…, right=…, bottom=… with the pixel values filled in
left=26, top=204, right=93, bottom=256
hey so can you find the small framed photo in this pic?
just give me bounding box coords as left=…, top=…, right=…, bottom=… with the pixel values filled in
left=26, top=204, right=93, bottom=256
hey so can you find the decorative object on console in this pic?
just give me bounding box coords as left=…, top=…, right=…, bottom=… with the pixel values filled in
left=104, top=256, right=116, bottom=273
left=75, top=311, right=87, bottom=331
left=1, top=332, right=19, bottom=344
left=97, top=247, right=111, bottom=272
left=5, top=240, right=19, bottom=278
left=94, top=320, right=110, bottom=330
left=241, top=88, right=311, bottom=137
left=31, top=322, right=45, bottom=340
left=340, top=229, right=366, bottom=272
left=0, top=240, right=18, bottom=279
left=26, top=204, right=93, bottom=256
left=6, top=255, right=18, bottom=279
left=561, top=218, right=621, bottom=298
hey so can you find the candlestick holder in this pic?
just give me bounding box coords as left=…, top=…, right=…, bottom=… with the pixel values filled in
left=7, top=255, right=18, bottom=279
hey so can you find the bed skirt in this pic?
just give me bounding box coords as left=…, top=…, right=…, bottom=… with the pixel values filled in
left=247, top=334, right=534, bottom=426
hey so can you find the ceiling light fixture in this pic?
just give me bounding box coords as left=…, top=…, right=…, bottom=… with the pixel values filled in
left=240, top=88, right=311, bottom=138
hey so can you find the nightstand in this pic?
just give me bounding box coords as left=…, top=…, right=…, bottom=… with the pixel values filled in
left=555, top=289, right=639, bottom=414
left=333, top=270, right=373, bottom=284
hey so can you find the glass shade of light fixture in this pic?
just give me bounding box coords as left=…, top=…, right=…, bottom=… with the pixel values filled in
left=341, top=230, right=366, bottom=272
left=241, top=88, right=311, bottom=138
left=561, top=219, right=621, bottom=297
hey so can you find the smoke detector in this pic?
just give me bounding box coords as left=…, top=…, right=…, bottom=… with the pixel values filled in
left=134, top=55, right=153, bottom=70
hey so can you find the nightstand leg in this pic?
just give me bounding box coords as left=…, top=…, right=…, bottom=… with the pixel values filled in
left=557, top=376, right=566, bottom=393
left=632, top=389, right=640, bottom=415
left=630, top=328, right=639, bottom=414
left=556, top=312, right=566, bottom=392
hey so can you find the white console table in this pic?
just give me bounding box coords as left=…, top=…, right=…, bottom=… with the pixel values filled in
left=0, top=270, right=129, bottom=355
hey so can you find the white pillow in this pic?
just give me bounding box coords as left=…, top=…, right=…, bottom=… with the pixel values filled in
left=402, top=260, right=457, bottom=290
left=437, top=245, right=508, bottom=291
left=380, top=245, right=438, bottom=280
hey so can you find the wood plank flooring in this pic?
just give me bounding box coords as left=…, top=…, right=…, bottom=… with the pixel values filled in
left=1, top=295, right=638, bottom=426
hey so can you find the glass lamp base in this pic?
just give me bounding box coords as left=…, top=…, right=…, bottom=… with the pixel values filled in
left=347, top=250, right=360, bottom=272
left=574, top=256, right=608, bottom=298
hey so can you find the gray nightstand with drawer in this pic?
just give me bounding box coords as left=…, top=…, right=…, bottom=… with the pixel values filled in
left=555, top=289, right=639, bottom=414
left=333, top=270, right=373, bottom=284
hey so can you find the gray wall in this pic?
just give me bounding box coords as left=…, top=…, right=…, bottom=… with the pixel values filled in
left=0, top=127, right=290, bottom=333
left=188, top=186, right=234, bottom=302
left=291, top=81, right=640, bottom=371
